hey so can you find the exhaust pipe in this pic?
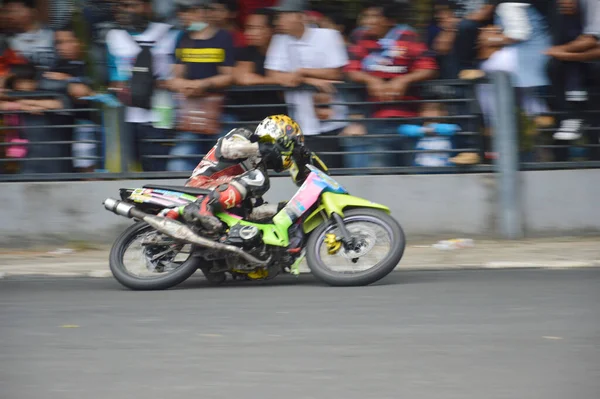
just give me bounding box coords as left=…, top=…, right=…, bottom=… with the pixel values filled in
left=103, top=198, right=270, bottom=266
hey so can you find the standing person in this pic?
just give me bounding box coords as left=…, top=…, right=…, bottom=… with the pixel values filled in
left=106, top=0, right=174, bottom=172
left=265, top=0, right=349, bottom=169
left=208, top=0, right=248, bottom=137
left=237, top=0, right=278, bottom=28
left=80, top=0, right=120, bottom=87
left=545, top=0, right=600, bottom=142
left=43, top=25, right=98, bottom=172
left=166, top=0, right=235, bottom=172
left=475, top=2, right=553, bottom=132
left=234, top=7, right=288, bottom=123
left=345, top=0, right=439, bottom=168
left=5, top=0, right=56, bottom=71
left=209, top=0, right=248, bottom=47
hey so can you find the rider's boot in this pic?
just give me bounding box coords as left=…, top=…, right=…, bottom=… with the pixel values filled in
left=182, top=196, right=223, bottom=234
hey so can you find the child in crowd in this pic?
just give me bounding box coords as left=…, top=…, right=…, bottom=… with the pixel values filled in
left=398, top=99, right=478, bottom=167
left=1, top=63, right=38, bottom=169
left=1, top=62, right=74, bottom=174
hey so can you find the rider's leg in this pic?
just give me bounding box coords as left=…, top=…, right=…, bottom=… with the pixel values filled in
left=183, top=170, right=269, bottom=233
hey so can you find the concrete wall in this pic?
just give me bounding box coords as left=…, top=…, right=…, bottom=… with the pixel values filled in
left=0, top=170, right=597, bottom=247
left=521, top=170, right=600, bottom=236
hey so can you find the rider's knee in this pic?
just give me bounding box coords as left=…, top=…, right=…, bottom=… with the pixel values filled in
left=235, top=169, right=269, bottom=198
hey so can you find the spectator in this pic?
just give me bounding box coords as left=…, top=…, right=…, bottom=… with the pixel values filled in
left=105, top=0, right=174, bottom=172
left=209, top=0, right=248, bottom=48
left=317, top=8, right=354, bottom=45
left=427, top=1, right=495, bottom=79
left=345, top=0, right=439, bottom=168
left=6, top=0, right=56, bottom=70
left=237, top=0, right=278, bottom=28
left=397, top=99, right=462, bottom=168
left=175, top=0, right=199, bottom=31
left=265, top=0, right=349, bottom=169
left=545, top=0, right=600, bottom=142
left=234, top=7, right=288, bottom=123
left=208, top=0, right=248, bottom=137
left=80, top=0, right=120, bottom=87
left=166, top=0, right=235, bottom=172
left=453, top=0, right=496, bottom=79
left=1, top=63, right=75, bottom=174
left=475, top=2, right=552, bottom=133
left=44, top=25, right=98, bottom=172
left=152, top=0, right=178, bottom=25
left=431, top=0, right=462, bottom=79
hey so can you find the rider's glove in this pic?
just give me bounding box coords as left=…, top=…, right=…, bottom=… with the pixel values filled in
left=259, top=142, right=284, bottom=171
left=292, top=144, right=311, bottom=163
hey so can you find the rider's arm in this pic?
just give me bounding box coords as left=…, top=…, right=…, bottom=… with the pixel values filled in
left=290, top=146, right=330, bottom=186
left=219, top=133, right=261, bottom=160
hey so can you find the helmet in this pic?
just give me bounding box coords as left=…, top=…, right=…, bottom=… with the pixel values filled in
left=255, top=115, right=304, bottom=146
left=255, top=115, right=304, bottom=170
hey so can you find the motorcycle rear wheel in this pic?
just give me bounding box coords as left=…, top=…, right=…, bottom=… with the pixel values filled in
left=305, top=209, right=405, bottom=286
left=109, top=222, right=201, bottom=290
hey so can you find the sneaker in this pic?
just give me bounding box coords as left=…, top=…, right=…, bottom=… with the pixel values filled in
left=553, top=119, right=583, bottom=141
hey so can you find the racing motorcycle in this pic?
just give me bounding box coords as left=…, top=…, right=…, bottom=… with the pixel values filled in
left=103, top=165, right=406, bottom=290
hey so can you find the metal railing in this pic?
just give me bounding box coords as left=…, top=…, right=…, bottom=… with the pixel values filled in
left=1, top=76, right=599, bottom=184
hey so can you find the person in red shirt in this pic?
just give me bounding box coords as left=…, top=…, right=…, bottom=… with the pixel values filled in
left=344, top=0, right=438, bottom=168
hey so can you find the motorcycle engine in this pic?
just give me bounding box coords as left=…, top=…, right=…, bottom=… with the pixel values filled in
left=224, top=224, right=262, bottom=250
left=224, top=224, right=272, bottom=275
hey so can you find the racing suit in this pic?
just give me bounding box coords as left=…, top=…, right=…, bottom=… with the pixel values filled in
left=182, top=128, right=328, bottom=232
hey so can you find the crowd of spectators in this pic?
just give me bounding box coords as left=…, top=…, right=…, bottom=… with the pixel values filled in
left=0, top=0, right=599, bottom=175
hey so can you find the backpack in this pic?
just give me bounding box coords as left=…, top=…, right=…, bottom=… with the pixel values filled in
left=129, top=37, right=155, bottom=109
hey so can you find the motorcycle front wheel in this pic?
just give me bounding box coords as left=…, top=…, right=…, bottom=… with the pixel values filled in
left=305, top=209, right=406, bottom=287
left=109, top=222, right=202, bottom=290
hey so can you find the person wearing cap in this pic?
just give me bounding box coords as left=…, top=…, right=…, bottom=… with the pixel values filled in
left=264, top=0, right=349, bottom=169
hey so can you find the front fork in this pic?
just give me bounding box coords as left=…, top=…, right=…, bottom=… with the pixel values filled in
left=332, top=213, right=356, bottom=250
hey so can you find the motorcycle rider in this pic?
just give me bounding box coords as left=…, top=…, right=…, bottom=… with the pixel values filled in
left=178, top=114, right=329, bottom=233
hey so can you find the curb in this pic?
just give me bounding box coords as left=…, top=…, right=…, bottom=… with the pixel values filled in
left=1, top=260, right=599, bottom=279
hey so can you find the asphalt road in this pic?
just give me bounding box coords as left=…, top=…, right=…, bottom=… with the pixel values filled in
left=1, top=269, right=599, bottom=399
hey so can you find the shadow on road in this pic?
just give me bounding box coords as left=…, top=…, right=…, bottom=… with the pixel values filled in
left=111, top=269, right=438, bottom=291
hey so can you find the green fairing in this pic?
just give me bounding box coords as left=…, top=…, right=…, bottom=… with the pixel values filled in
left=321, top=192, right=390, bottom=216
left=303, top=193, right=390, bottom=234
left=216, top=192, right=390, bottom=245
left=216, top=212, right=291, bottom=247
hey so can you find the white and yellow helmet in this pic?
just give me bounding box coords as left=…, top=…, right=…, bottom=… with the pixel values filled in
left=255, top=115, right=304, bottom=170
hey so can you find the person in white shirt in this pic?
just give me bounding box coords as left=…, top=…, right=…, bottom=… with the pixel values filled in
left=265, top=0, right=349, bottom=169
left=106, top=0, right=174, bottom=172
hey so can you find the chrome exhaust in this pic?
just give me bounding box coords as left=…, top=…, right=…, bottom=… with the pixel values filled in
left=103, top=198, right=270, bottom=266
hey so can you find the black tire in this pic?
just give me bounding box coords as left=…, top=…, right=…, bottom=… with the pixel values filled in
left=305, top=209, right=406, bottom=287
left=109, top=221, right=202, bottom=291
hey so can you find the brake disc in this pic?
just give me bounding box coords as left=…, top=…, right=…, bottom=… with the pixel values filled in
left=340, top=228, right=377, bottom=260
